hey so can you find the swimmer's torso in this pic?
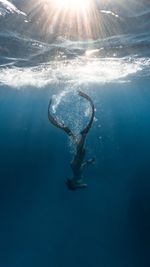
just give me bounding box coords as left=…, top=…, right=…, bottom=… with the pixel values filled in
left=71, top=147, right=85, bottom=176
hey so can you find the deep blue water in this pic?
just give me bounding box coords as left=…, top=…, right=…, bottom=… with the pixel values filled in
left=0, top=0, right=150, bottom=266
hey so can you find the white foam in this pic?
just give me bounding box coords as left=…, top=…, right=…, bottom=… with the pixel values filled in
left=0, top=56, right=147, bottom=89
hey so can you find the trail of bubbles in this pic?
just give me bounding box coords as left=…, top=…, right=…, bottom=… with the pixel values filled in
left=51, top=88, right=71, bottom=114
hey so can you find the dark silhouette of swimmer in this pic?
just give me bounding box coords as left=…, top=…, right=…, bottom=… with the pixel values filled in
left=48, top=91, right=95, bottom=190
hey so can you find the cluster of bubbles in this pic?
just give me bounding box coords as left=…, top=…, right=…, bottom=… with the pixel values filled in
left=50, top=89, right=91, bottom=135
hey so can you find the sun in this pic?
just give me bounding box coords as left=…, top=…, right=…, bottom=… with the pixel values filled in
left=52, top=0, right=91, bottom=12
left=39, top=0, right=99, bottom=39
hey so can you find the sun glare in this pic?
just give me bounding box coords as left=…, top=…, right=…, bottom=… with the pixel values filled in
left=35, top=0, right=99, bottom=39
left=52, top=0, right=91, bottom=12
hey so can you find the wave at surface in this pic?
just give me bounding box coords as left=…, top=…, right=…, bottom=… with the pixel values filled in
left=1, top=0, right=150, bottom=40
left=0, top=0, right=25, bottom=16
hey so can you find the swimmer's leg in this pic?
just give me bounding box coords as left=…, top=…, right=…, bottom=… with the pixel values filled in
left=65, top=178, right=87, bottom=190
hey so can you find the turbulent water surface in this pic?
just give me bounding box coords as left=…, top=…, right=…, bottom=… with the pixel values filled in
left=0, top=0, right=150, bottom=266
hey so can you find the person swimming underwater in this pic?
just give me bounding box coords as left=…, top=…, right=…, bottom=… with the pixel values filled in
left=48, top=91, right=95, bottom=190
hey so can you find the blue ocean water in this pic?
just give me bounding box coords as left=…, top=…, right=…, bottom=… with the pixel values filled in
left=0, top=0, right=150, bottom=266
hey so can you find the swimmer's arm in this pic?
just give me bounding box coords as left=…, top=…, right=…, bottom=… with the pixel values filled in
left=81, top=158, right=96, bottom=168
